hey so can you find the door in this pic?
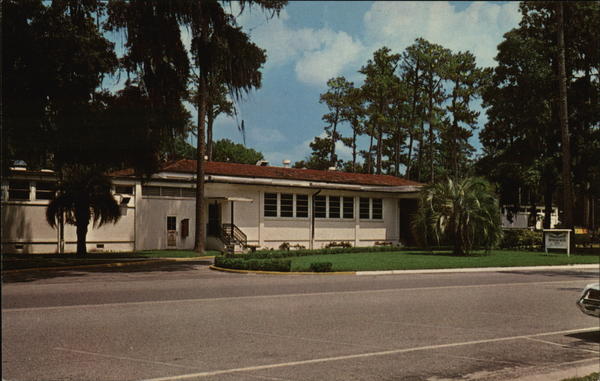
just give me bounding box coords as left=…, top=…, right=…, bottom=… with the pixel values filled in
left=207, top=202, right=221, bottom=236
left=399, top=199, right=418, bottom=246
left=166, top=216, right=177, bottom=248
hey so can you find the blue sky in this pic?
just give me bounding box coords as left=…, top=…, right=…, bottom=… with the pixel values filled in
left=192, top=1, right=522, bottom=166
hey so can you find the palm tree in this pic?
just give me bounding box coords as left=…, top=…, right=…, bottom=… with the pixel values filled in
left=412, top=177, right=502, bottom=255
left=46, top=166, right=121, bottom=255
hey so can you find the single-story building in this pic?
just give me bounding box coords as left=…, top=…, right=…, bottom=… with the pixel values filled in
left=501, top=205, right=559, bottom=230
left=1, top=160, right=423, bottom=254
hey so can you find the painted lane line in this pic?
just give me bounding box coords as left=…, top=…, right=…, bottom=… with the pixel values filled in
left=138, top=327, right=598, bottom=381
left=2, top=279, right=587, bottom=312
left=54, top=347, right=203, bottom=371
left=238, top=330, right=389, bottom=351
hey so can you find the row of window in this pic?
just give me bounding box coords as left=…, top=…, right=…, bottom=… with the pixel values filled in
left=264, top=193, right=383, bottom=220
left=4, top=181, right=135, bottom=201
left=142, top=186, right=195, bottom=198
left=5, top=180, right=55, bottom=201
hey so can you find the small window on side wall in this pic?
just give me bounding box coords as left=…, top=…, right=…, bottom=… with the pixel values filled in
left=314, top=196, right=326, bottom=218
left=280, top=193, right=294, bottom=217
left=264, top=193, right=277, bottom=217
left=9, top=180, right=30, bottom=201
left=167, top=216, right=177, bottom=231
left=372, top=198, right=383, bottom=219
left=35, top=181, right=55, bottom=200
left=296, top=195, right=308, bottom=218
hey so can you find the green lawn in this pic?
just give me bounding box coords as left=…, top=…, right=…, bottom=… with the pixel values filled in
left=288, top=250, right=600, bottom=272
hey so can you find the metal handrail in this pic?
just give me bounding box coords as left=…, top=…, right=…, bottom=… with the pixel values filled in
left=221, top=223, right=247, bottom=247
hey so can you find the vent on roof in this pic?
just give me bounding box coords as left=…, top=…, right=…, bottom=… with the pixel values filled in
left=282, top=160, right=291, bottom=168
left=328, top=166, right=337, bottom=171
left=256, top=160, right=269, bottom=166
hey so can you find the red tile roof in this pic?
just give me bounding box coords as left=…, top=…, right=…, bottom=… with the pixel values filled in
left=111, top=160, right=423, bottom=187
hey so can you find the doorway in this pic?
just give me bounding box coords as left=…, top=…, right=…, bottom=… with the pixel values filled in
left=399, top=199, right=418, bottom=246
left=207, top=202, right=221, bottom=236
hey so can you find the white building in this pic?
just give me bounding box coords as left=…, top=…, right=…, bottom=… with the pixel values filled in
left=501, top=205, right=559, bottom=230
left=1, top=160, right=423, bottom=254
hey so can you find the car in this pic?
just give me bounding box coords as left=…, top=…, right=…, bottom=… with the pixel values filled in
left=577, top=283, right=600, bottom=317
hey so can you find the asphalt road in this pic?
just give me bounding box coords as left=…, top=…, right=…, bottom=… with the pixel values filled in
left=2, top=262, right=599, bottom=381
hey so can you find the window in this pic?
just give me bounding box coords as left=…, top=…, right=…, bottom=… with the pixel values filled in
left=343, top=197, right=354, bottom=219
left=360, top=198, right=370, bottom=219
left=296, top=195, right=308, bottom=218
left=280, top=193, right=294, bottom=217
left=359, top=197, right=383, bottom=220
left=161, top=187, right=181, bottom=197
left=115, top=185, right=133, bottom=195
left=167, top=216, right=177, bottom=231
left=329, top=196, right=341, bottom=219
left=264, top=193, right=278, bottom=217
left=9, top=180, right=30, bottom=201
left=181, top=188, right=195, bottom=198
left=142, top=186, right=161, bottom=196
left=372, top=198, right=383, bottom=219
left=314, top=195, right=326, bottom=218
left=35, top=181, right=55, bottom=200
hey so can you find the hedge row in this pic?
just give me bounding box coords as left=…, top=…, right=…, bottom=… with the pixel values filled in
left=214, top=256, right=291, bottom=272
left=235, top=245, right=402, bottom=260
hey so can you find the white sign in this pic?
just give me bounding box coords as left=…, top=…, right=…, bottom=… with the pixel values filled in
left=543, top=229, right=571, bottom=255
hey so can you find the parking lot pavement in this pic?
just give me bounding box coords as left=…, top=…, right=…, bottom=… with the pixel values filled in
left=2, top=267, right=599, bottom=380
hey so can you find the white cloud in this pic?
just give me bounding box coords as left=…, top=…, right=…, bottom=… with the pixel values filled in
left=235, top=9, right=364, bottom=86
left=362, top=1, right=521, bottom=68
left=294, top=30, right=364, bottom=86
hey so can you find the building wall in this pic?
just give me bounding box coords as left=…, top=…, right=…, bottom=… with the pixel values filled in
left=3, top=174, right=416, bottom=253
left=1, top=177, right=136, bottom=254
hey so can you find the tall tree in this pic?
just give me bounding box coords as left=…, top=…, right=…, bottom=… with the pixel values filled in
left=359, top=47, right=400, bottom=175
left=556, top=2, right=573, bottom=232
left=319, top=77, right=355, bottom=168
left=440, top=51, right=490, bottom=179
left=189, top=0, right=286, bottom=254
left=340, top=85, right=365, bottom=173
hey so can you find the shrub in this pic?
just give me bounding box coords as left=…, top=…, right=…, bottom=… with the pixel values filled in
left=500, top=229, right=542, bottom=249
left=214, top=256, right=291, bottom=272
left=279, top=242, right=290, bottom=251
left=309, top=262, right=333, bottom=272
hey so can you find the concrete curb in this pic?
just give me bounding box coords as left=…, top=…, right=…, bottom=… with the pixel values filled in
left=209, top=264, right=599, bottom=276
left=1, top=256, right=214, bottom=274
left=209, top=265, right=356, bottom=275
left=356, top=264, right=600, bottom=276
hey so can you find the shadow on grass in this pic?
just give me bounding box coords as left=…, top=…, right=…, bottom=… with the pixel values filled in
left=1, top=259, right=213, bottom=284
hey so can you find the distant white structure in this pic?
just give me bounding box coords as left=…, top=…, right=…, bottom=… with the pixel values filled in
left=501, top=205, right=559, bottom=230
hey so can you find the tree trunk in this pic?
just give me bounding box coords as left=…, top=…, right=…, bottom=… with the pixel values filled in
left=405, top=132, right=414, bottom=179
left=543, top=179, right=554, bottom=229
left=330, top=108, right=339, bottom=167
left=207, top=107, right=214, bottom=161
left=428, top=88, right=435, bottom=183
left=76, top=221, right=88, bottom=255
left=366, top=133, right=374, bottom=174
left=194, top=21, right=208, bottom=255
left=557, top=2, right=574, bottom=235
left=351, top=125, right=357, bottom=172
left=417, top=120, right=424, bottom=182
left=376, top=124, right=383, bottom=175
left=394, top=132, right=400, bottom=177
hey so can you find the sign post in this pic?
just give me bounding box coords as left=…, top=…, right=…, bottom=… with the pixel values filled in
left=543, top=229, right=571, bottom=256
